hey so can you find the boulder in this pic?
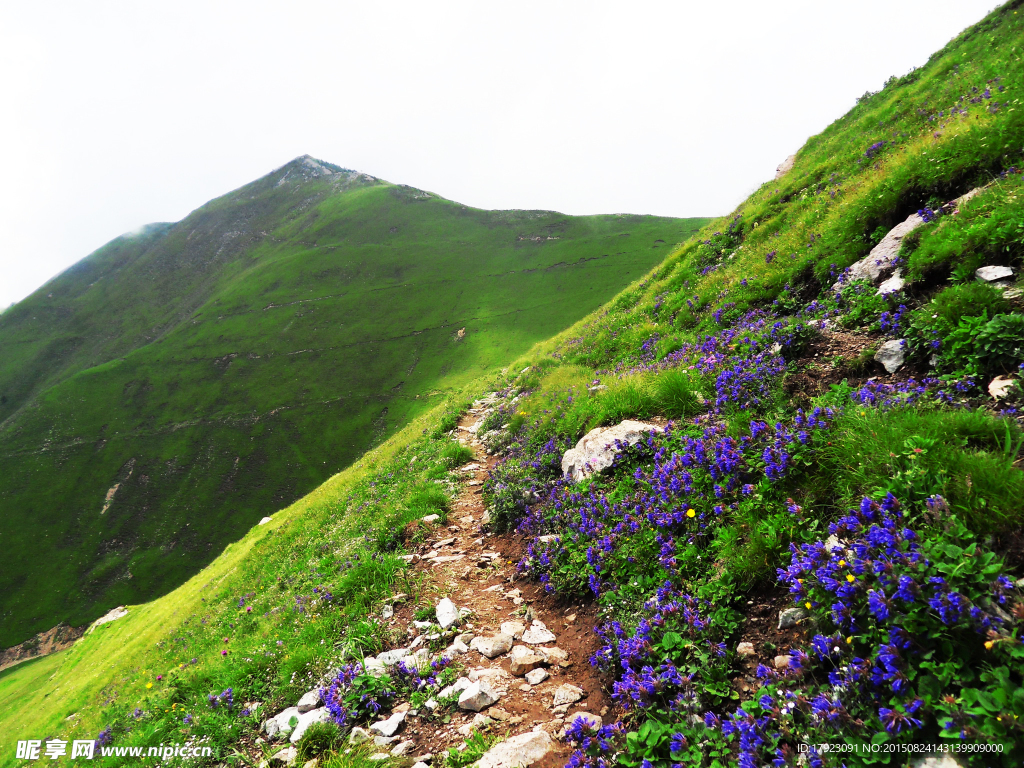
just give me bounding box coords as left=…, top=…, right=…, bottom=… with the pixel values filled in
left=561, top=420, right=659, bottom=483
left=267, top=707, right=302, bottom=739
left=296, top=689, right=322, bottom=713
left=510, top=654, right=546, bottom=677
left=369, top=711, right=406, bottom=738
left=477, top=730, right=553, bottom=768
left=874, top=339, right=906, bottom=374
left=259, top=516, right=273, bottom=525
left=839, top=213, right=923, bottom=288
left=439, top=677, right=472, bottom=699
left=976, top=265, right=1014, bottom=283
left=552, top=684, right=585, bottom=706
left=778, top=607, right=810, bottom=630
left=458, top=681, right=500, bottom=711
left=470, top=634, right=513, bottom=659
left=876, top=269, right=905, bottom=295
left=290, top=708, right=329, bottom=744
left=436, top=598, right=459, bottom=629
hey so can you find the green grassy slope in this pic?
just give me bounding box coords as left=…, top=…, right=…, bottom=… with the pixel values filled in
left=2, top=3, right=1023, bottom=766
left=0, top=158, right=708, bottom=647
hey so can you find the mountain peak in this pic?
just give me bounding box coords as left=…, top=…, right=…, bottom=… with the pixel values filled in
left=273, top=155, right=364, bottom=187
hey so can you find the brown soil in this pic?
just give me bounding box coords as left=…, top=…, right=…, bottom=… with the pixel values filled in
left=0, top=623, right=85, bottom=673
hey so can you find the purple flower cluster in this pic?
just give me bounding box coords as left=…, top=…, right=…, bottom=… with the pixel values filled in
left=322, top=663, right=397, bottom=727
left=864, top=141, right=886, bottom=160
left=879, top=304, right=906, bottom=333
left=207, top=687, right=234, bottom=710
left=850, top=376, right=975, bottom=410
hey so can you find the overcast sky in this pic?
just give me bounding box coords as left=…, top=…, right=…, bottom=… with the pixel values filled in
left=0, top=0, right=998, bottom=309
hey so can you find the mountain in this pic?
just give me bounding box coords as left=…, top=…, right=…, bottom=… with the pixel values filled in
left=2, top=2, right=1023, bottom=765
left=0, top=158, right=708, bottom=646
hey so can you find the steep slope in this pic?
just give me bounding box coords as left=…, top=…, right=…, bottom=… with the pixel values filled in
left=2, top=3, right=1023, bottom=767
left=0, top=159, right=708, bottom=646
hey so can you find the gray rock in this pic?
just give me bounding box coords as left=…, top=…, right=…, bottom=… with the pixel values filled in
left=370, top=711, right=406, bottom=738
left=349, top=727, right=373, bottom=745
left=838, top=213, right=923, bottom=288
left=290, top=708, right=330, bottom=744
left=296, top=688, right=322, bottom=714
left=876, top=269, right=905, bottom=295
left=477, top=730, right=553, bottom=768
left=363, top=657, right=387, bottom=676
left=376, top=648, right=410, bottom=666
left=381, top=605, right=394, bottom=620
left=368, top=754, right=391, bottom=762
left=775, top=154, right=796, bottom=180
left=525, top=668, right=549, bottom=685
left=259, top=516, right=273, bottom=525
left=421, top=514, right=441, bottom=524
left=1003, top=287, right=1022, bottom=300
left=374, top=735, right=397, bottom=747
left=561, top=420, right=659, bottom=483
left=439, top=677, right=472, bottom=699
left=268, top=707, right=302, bottom=739
left=521, top=627, right=557, bottom=645
left=264, top=718, right=281, bottom=739
left=736, top=642, right=755, bottom=657
left=436, top=598, right=459, bottom=629
left=510, top=654, right=546, bottom=676
left=778, top=607, right=809, bottom=629
left=500, top=621, right=526, bottom=640
left=976, top=265, right=1014, bottom=283
left=268, top=746, right=298, bottom=766
left=391, top=741, right=416, bottom=756
left=874, top=339, right=906, bottom=373
left=552, top=684, right=584, bottom=706
left=510, top=645, right=534, bottom=659
left=470, top=633, right=513, bottom=658
left=458, top=681, right=500, bottom=711
left=443, top=639, right=469, bottom=658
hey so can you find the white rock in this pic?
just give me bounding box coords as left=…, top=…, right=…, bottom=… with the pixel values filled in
left=736, top=642, right=756, bottom=657
left=876, top=269, right=905, bottom=295
left=363, top=657, right=387, bottom=676
left=989, top=376, right=1016, bottom=400
left=778, top=607, right=810, bottom=629
left=391, top=741, right=416, bottom=756
left=838, top=213, right=923, bottom=288
left=525, top=668, right=549, bottom=685
left=552, top=684, right=584, bottom=706
left=412, top=763, right=430, bottom=768
left=470, top=633, right=513, bottom=658
left=370, top=711, right=406, bottom=738
left=439, top=677, right=473, bottom=699
left=874, top=339, right=906, bottom=374
left=368, top=754, right=390, bottom=762
left=382, top=605, right=394, bottom=620
left=268, top=746, right=298, bottom=766
left=443, top=639, right=469, bottom=657
left=290, top=708, right=330, bottom=743
left=350, top=727, right=373, bottom=745
left=500, top=621, right=526, bottom=640
left=774, top=154, right=796, bottom=180
left=468, top=667, right=508, bottom=683
left=561, top=420, right=659, bottom=483
left=458, top=681, right=500, bottom=711
left=259, top=516, right=273, bottom=525
left=269, top=707, right=302, bottom=739
left=976, top=265, right=1014, bottom=283
left=521, top=627, right=557, bottom=645
left=436, top=598, right=459, bottom=629
left=376, top=648, right=409, bottom=666
left=477, top=730, right=553, bottom=768
left=296, top=689, right=322, bottom=713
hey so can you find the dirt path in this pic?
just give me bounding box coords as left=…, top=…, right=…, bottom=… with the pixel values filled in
left=387, top=405, right=611, bottom=768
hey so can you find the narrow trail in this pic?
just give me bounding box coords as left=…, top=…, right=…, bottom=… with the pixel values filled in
left=386, top=404, right=612, bottom=768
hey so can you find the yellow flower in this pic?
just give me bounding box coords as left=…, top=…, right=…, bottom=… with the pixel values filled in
left=805, top=601, right=812, bottom=609
left=846, top=636, right=853, bottom=644
left=146, top=682, right=153, bottom=689
left=985, top=640, right=995, bottom=650
left=686, top=509, right=696, bottom=518
left=838, top=559, right=846, bottom=567
left=846, top=574, right=856, bottom=583
left=797, top=578, right=804, bottom=584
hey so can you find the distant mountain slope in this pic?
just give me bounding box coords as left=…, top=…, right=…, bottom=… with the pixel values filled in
left=0, top=157, right=708, bottom=646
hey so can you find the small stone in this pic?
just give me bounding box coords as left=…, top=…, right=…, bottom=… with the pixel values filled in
left=439, top=677, right=472, bottom=698
left=510, top=654, right=546, bottom=676
left=443, top=639, right=469, bottom=657
left=976, top=265, right=1014, bottom=283
left=488, top=707, right=512, bottom=722
left=382, top=605, right=394, bottom=620
left=458, top=681, right=500, bottom=711
left=477, top=730, right=553, bottom=768
left=774, top=655, right=790, bottom=670
left=874, top=339, right=906, bottom=374
left=1004, top=287, right=1023, bottom=300
left=521, top=627, right=557, bottom=645
left=436, top=598, right=459, bottom=629
left=269, top=707, right=302, bottom=739
left=519, top=684, right=532, bottom=692
left=393, top=703, right=412, bottom=713
left=468, top=667, right=508, bottom=683
left=500, top=621, right=526, bottom=639
left=374, top=735, right=397, bottom=747
left=349, top=727, right=373, bottom=745
left=469, top=634, right=513, bottom=658
left=552, top=684, right=584, bottom=706
left=368, top=754, right=391, bottom=762
left=525, top=668, right=549, bottom=685
left=269, top=747, right=298, bottom=766
left=540, top=647, right=568, bottom=664
left=736, top=642, right=756, bottom=657
left=989, top=376, right=1016, bottom=400
left=377, top=648, right=409, bottom=665
left=296, top=689, right=322, bottom=713
left=421, top=514, right=441, bottom=524
left=370, top=711, right=406, bottom=738
left=778, top=607, right=810, bottom=629
left=259, top=516, right=273, bottom=525
left=391, top=741, right=416, bottom=756
left=460, top=567, right=474, bottom=580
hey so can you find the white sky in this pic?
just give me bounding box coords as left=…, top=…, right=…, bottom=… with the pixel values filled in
left=0, top=0, right=998, bottom=309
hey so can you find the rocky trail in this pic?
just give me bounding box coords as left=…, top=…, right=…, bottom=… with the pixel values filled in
left=255, top=402, right=610, bottom=768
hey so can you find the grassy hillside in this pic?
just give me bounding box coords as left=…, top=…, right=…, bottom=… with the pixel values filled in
left=0, top=159, right=707, bottom=647
left=2, top=2, right=1023, bottom=767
